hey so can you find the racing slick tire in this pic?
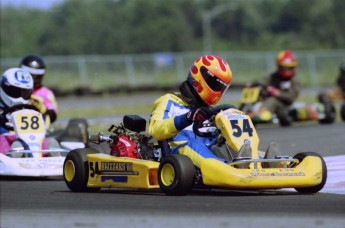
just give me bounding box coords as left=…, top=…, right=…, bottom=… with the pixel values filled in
left=293, top=152, right=327, bottom=194
left=277, top=108, right=292, bottom=127
left=65, top=118, right=89, bottom=144
left=341, top=102, right=345, bottom=122
left=63, top=148, right=100, bottom=192
left=319, top=101, right=336, bottom=124
left=158, top=154, right=195, bottom=196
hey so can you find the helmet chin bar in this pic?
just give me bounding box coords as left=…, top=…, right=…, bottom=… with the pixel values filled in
left=8, top=97, right=29, bottom=107
left=278, top=67, right=295, bottom=79
left=179, top=80, right=208, bottom=107
left=0, top=91, right=28, bottom=107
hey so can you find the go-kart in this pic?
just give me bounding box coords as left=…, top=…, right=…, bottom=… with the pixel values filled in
left=63, top=109, right=327, bottom=196
left=239, top=85, right=336, bottom=126
left=0, top=104, right=75, bottom=177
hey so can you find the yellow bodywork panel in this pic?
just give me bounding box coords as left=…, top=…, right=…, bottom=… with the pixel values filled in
left=215, top=109, right=260, bottom=159
left=240, top=87, right=260, bottom=103
left=86, top=154, right=159, bottom=189
left=200, top=156, right=323, bottom=189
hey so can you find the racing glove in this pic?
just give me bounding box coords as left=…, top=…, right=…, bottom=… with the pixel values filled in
left=30, top=95, right=47, bottom=114
left=266, top=86, right=280, bottom=97
left=186, top=107, right=214, bottom=124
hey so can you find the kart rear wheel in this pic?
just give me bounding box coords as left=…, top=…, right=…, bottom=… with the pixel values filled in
left=64, top=118, right=89, bottom=144
left=158, top=154, right=195, bottom=196
left=293, top=152, right=327, bottom=194
left=63, top=148, right=100, bottom=192
left=319, top=101, right=336, bottom=124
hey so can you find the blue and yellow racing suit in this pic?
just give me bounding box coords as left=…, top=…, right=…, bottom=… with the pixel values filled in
left=149, top=93, right=228, bottom=167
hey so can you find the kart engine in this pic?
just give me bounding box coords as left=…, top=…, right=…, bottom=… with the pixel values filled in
left=90, top=116, right=161, bottom=161
left=108, top=124, right=160, bottom=160
left=110, top=134, right=139, bottom=158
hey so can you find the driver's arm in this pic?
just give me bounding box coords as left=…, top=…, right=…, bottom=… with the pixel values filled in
left=276, top=79, right=301, bottom=105
left=149, top=94, right=190, bottom=141
left=30, top=92, right=58, bottom=124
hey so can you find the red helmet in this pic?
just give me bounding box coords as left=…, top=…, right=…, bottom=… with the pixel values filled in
left=187, top=55, right=232, bottom=106
left=276, top=50, right=298, bottom=79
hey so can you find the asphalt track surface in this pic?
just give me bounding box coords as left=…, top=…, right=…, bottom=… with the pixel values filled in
left=1, top=92, right=345, bottom=228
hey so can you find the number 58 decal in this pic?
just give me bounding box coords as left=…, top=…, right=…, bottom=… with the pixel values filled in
left=12, top=111, right=45, bottom=134
left=230, top=119, right=253, bottom=137
left=20, top=116, right=40, bottom=130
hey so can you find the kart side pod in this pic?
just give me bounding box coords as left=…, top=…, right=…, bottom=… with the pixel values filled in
left=200, top=155, right=325, bottom=190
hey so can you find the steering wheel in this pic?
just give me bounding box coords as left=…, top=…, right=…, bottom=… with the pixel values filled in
left=1, top=104, right=40, bottom=130
left=191, top=104, right=236, bottom=137
left=192, top=121, right=219, bottom=137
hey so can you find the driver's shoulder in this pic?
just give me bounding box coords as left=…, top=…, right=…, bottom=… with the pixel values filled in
left=156, top=93, right=187, bottom=104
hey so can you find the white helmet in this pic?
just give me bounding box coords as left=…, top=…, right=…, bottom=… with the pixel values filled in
left=0, top=68, right=33, bottom=107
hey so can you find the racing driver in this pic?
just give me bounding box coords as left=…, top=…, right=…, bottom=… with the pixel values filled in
left=248, top=50, right=301, bottom=125
left=0, top=68, right=34, bottom=152
left=20, top=54, right=58, bottom=129
left=149, top=55, right=235, bottom=166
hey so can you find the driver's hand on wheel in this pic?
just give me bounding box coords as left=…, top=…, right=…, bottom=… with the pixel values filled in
left=266, top=86, right=280, bottom=97
left=186, top=107, right=213, bottom=123
left=30, top=95, right=47, bottom=114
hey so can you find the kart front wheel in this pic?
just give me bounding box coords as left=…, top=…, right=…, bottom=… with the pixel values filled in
left=293, top=152, right=327, bottom=194
left=63, top=148, right=100, bottom=192
left=158, top=154, right=195, bottom=196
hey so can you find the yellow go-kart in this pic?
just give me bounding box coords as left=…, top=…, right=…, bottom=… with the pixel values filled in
left=63, top=110, right=327, bottom=196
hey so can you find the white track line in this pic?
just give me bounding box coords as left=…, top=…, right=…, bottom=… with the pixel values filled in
left=320, top=155, right=345, bottom=194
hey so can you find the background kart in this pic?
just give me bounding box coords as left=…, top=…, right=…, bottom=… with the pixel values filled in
left=0, top=104, right=85, bottom=177
left=239, top=85, right=336, bottom=126
left=63, top=109, right=327, bottom=195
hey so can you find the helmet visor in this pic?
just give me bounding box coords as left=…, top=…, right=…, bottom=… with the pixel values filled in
left=31, top=74, right=44, bottom=89
left=1, top=81, right=32, bottom=100
left=200, top=66, right=229, bottom=92
left=278, top=66, right=294, bottom=71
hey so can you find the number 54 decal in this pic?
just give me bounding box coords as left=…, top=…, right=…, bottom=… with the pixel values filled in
left=230, top=119, right=253, bottom=137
